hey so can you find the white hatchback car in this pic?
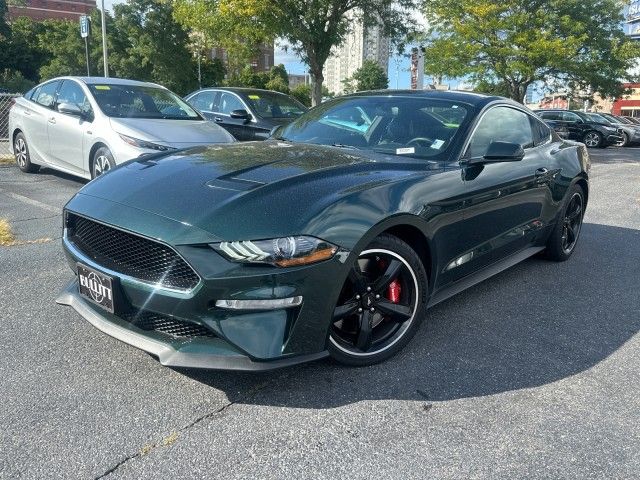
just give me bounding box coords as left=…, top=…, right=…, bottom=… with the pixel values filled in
left=8, top=76, right=235, bottom=179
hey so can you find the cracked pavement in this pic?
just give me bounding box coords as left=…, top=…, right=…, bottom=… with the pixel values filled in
left=0, top=147, right=639, bottom=479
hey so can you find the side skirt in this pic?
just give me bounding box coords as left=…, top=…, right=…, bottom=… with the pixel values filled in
left=427, top=246, right=545, bottom=308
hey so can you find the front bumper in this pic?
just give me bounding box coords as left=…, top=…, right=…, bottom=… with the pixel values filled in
left=56, top=280, right=328, bottom=370
left=604, top=133, right=624, bottom=145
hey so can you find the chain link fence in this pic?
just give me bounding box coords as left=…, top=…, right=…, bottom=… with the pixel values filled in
left=1, top=93, right=21, bottom=159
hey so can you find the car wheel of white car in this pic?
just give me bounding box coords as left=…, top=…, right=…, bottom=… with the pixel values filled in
left=92, top=147, right=115, bottom=179
left=14, top=133, right=40, bottom=173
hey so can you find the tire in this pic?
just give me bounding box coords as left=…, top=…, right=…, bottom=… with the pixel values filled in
left=13, top=132, right=40, bottom=173
left=91, top=146, right=116, bottom=179
left=583, top=131, right=603, bottom=148
left=328, top=234, right=428, bottom=366
left=616, top=132, right=629, bottom=147
left=544, top=184, right=585, bottom=262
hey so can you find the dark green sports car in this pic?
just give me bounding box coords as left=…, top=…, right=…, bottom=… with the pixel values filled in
left=57, top=90, right=590, bottom=370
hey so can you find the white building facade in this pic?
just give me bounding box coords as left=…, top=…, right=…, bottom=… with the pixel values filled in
left=323, top=11, right=390, bottom=95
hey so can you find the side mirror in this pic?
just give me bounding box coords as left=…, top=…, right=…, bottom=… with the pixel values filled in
left=230, top=109, right=251, bottom=121
left=476, top=141, right=525, bottom=164
left=58, top=102, right=83, bottom=117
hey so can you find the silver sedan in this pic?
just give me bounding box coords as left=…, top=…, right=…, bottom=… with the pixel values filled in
left=8, top=76, right=235, bottom=179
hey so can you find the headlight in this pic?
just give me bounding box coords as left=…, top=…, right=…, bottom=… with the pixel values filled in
left=211, top=236, right=338, bottom=267
left=118, top=133, right=176, bottom=152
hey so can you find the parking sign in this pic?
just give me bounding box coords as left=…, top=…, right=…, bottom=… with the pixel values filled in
left=80, top=15, right=90, bottom=38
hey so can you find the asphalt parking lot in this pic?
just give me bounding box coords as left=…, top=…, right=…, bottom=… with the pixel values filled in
left=1, top=148, right=639, bottom=479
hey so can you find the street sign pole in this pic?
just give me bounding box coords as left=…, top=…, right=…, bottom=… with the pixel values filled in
left=80, top=15, right=91, bottom=76
left=100, top=0, right=109, bottom=77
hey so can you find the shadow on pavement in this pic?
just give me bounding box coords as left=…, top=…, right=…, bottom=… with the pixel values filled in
left=184, top=222, right=640, bottom=408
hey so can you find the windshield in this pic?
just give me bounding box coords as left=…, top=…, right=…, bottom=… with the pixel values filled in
left=586, top=113, right=611, bottom=125
left=88, top=84, right=201, bottom=120
left=244, top=91, right=306, bottom=119
left=279, top=96, right=469, bottom=159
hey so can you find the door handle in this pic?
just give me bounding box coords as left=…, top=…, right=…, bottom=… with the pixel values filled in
left=214, top=117, right=223, bottom=123
left=23, top=110, right=31, bottom=116
left=48, top=117, right=56, bottom=124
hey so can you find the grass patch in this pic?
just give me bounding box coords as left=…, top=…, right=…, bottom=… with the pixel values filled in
left=0, top=219, right=16, bottom=245
left=0, top=218, right=52, bottom=246
left=0, top=155, right=15, bottom=165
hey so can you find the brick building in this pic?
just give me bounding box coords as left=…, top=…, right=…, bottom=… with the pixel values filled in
left=7, top=0, right=95, bottom=20
left=612, top=83, right=640, bottom=117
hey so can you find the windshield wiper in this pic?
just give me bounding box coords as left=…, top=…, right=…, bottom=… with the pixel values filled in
left=330, top=143, right=360, bottom=150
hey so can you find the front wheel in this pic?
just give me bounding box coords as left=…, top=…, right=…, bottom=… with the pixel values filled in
left=616, top=132, right=629, bottom=147
left=328, top=234, right=428, bottom=366
left=91, top=147, right=115, bottom=179
left=583, top=131, right=603, bottom=148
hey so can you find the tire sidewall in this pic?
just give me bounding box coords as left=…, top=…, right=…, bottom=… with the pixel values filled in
left=91, top=147, right=116, bottom=179
left=328, top=234, right=429, bottom=366
left=545, top=184, right=585, bottom=262
left=14, top=133, right=38, bottom=173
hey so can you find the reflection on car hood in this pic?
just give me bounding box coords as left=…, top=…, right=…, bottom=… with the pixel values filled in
left=109, top=117, right=233, bottom=144
left=76, top=141, right=421, bottom=239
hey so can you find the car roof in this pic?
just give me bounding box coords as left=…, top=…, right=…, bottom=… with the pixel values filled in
left=52, top=76, right=164, bottom=89
left=342, top=89, right=510, bottom=109
left=191, top=87, right=291, bottom=96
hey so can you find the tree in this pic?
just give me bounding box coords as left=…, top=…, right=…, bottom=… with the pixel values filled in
left=110, top=0, right=198, bottom=94
left=348, top=60, right=388, bottom=92
left=171, top=0, right=419, bottom=106
left=422, top=0, right=640, bottom=102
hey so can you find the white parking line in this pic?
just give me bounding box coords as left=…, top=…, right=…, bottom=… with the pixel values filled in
left=0, top=188, right=61, bottom=214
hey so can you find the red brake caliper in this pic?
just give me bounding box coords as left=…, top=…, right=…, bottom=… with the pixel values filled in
left=387, top=279, right=401, bottom=303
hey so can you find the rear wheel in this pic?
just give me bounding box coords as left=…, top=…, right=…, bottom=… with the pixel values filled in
left=583, top=131, right=603, bottom=148
left=14, top=133, right=40, bottom=173
left=544, top=184, right=585, bottom=262
left=91, top=147, right=115, bottom=179
left=616, top=132, right=629, bottom=147
left=328, top=234, right=428, bottom=366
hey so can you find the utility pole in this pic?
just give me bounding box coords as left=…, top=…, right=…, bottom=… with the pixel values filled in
left=100, top=0, right=109, bottom=77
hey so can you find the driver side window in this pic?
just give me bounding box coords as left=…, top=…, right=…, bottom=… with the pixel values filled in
left=467, top=106, right=533, bottom=158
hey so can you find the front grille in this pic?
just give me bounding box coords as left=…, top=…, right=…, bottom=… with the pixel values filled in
left=618, top=128, right=624, bottom=134
left=121, top=311, right=215, bottom=339
left=66, top=213, right=200, bottom=290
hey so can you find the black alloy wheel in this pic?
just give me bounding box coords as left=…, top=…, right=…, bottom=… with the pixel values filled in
left=545, top=184, right=585, bottom=262
left=616, top=132, right=630, bottom=147
left=329, top=234, right=427, bottom=366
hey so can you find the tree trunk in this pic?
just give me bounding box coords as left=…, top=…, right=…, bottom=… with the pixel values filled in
left=310, top=70, right=324, bottom=107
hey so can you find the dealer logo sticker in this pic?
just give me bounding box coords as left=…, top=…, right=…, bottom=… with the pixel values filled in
left=77, top=264, right=114, bottom=313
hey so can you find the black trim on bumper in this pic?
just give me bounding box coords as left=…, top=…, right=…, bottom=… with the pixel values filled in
left=56, top=280, right=329, bottom=371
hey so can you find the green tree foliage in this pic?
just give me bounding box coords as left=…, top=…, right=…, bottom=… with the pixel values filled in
left=0, top=69, right=35, bottom=92
left=422, top=0, right=640, bottom=102
left=225, top=63, right=292, bottom=93
left=109, top=0, right=199, bottom=94
left=345, top=60, right=388, bottom=92
left=171, top=0, right=419, bottom=106
left=290, top=83, right=311, bottom=106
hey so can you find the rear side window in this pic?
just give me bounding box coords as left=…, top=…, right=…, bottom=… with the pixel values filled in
left=530, top=117, right=552, bottom=146
left=562, top=112, right=582, bottom=123
left=34, top=81, right=60, bottom=109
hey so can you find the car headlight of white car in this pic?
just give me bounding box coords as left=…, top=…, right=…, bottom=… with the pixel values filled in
left=118, top=133, right=176, bottom=152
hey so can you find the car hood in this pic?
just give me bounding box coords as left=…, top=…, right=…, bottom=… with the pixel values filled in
left=109, top=117, right=234, bottom=144
left=74, top=141, right=424, bottom=241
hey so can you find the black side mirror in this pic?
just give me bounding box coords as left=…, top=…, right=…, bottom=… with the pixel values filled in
left=230, top=109, right=251, bottom=121
left=471, top=141, right=525, bottom=164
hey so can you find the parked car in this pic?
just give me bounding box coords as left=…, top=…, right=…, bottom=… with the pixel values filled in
left=621, top=116, right=640, bottom=125
left=534, top=109, right=623, bottom=148
left=58, top=90, right=589, bottom=370
left=184, top=87, right=307, bottom=141
left=9, top=77, right=234, bottom=179
left=588, top=112, right=640, bottom=147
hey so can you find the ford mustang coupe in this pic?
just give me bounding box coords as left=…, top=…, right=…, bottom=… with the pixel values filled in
left=57, top=91, right=589, bottom=370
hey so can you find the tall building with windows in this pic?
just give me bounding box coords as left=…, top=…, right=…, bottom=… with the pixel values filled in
left=7, top=0, right=95, bottom=20
left=210, top=43, right=275, bottom=73
left=323, top=11, right=389, bottom=95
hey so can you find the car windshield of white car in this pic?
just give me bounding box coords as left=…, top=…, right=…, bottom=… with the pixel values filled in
left=88, top=84, right=202, bottom=120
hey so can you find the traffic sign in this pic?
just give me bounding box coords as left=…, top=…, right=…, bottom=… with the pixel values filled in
left=80, top=15, right=90, bottom=38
